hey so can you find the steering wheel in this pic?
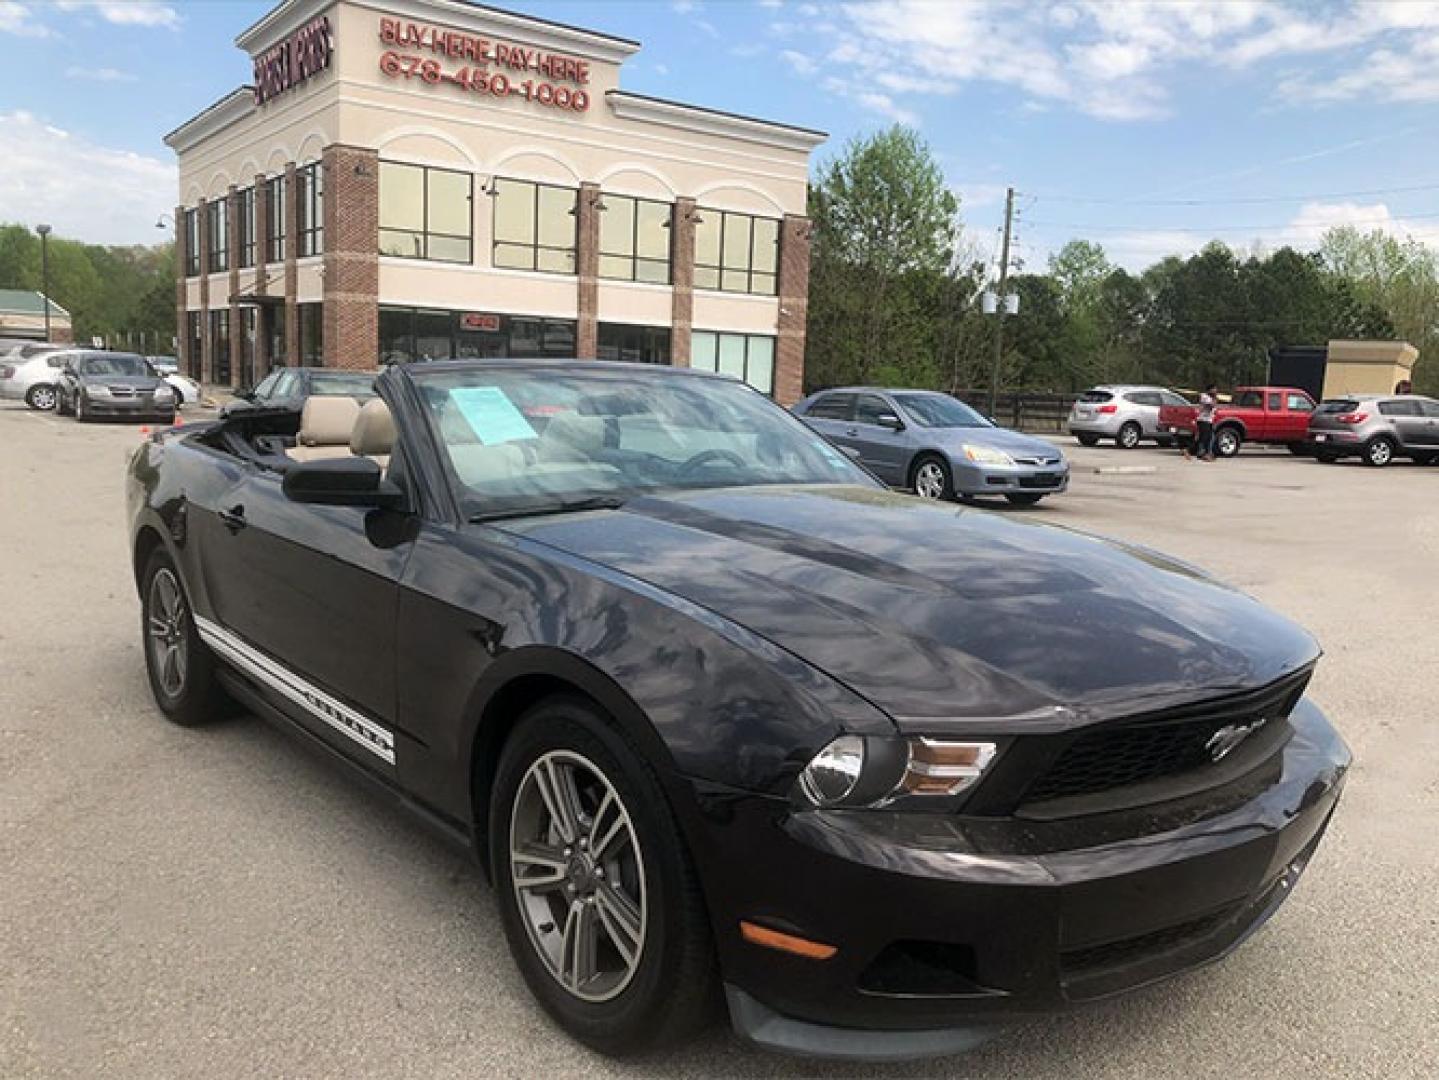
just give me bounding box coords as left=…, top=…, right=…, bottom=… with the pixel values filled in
left=677, top=448, right=747, bottom=479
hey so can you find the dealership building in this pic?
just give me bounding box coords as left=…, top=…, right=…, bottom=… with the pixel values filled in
left=164, top=0, right=824, bottom=402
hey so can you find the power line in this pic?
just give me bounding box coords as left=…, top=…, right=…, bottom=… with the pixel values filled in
left=1026, top=180, right=1439, bottom=206
left=1021, top=209, right=1439, bottom=235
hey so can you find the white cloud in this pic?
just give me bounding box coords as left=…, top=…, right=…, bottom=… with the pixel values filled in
left=64, top=65, right=136, bottom=82
left=55, top=1, right=179, bottom=28
left=0, top=110, right=175, bottom=246
left=790, top=1, right=1439, bottom=125
left=780, top=49, right=817, bottom=76
left=1286, top=201, right=1439, bottom=248
left=0, top=1, right=49, bottom=37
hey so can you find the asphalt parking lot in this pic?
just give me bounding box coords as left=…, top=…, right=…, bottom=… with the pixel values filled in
left=2, top=402, right=1436, bottom=1079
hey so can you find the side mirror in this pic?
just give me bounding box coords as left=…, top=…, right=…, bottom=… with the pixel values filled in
left=282, top=456, right=403, bottom=509
left=877, top=412, right=905, bottom=431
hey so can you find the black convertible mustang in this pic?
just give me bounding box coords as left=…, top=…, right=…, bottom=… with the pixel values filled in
left=126, top=360, right=1349, bottom=1060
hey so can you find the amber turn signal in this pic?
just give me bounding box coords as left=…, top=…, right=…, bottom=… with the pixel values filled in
left=739, top=921, right=838, bottom=960
left=900, top=738, right=997, bottom=796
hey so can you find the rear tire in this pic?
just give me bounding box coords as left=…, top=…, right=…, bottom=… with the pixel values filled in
left=911, top=454, right=954, bottom=501
left=490, top=698, right=716, bottom=1056
left=141, top=549, right=226, bottom=726
left=1075, top=433, right=1100, bottom=447
left=1363, top=437, right=1395, bottom=468
left=1286, top=442, right=1309, bottom=456
left=1005, top=493, right=1045, bottom=507
left=25, top=384, right=57, bottom=411
left=1116, top=421, right=1142, bottom=450
left=1213, top=426, right=1242, bottom=458
left=1316, top=451, right=1339, bottom=464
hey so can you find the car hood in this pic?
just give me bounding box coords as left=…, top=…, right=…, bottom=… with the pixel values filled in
left=499, top=486, right=1317, bottom=726
left=929, top=426, right=1063, bottom=459
left=79, top=373, right=164, bottom=389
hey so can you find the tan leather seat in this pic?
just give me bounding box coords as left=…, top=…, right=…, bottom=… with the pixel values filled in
left=350, top=398, right=395, bottom=467
left=289, top=396, right=361, bottom=461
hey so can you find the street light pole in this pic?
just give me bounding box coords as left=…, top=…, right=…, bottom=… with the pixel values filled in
left=36, top=224, right=52, bottom=342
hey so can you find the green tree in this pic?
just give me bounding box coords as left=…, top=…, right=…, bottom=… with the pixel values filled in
left=806, top=125, right=960, bottom=388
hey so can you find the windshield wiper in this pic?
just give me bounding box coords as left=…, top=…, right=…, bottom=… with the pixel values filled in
left=469, top=495, right=628, bottom=523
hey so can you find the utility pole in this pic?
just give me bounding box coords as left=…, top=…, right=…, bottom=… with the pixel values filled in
left=988, top=186, right=1015, bottom=417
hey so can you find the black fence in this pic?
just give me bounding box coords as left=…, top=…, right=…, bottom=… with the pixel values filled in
left=952, top=390, right=1080, bottom=433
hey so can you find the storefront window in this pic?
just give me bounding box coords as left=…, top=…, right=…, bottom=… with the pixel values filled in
left=211, top=308, right=231, bottom=383
left=694, top=209, right=778, bottom=295
left=297, top=163, right=323, bottom=258
left=597, top=323, right=671, bottom=365
left=691, top=331, right=775, bottom=395
left=237, top=187, right=256, bottom=269
left=183, top=209, right=200, bottom=277
left=207, top=198, right=229, bottom=273
left=379, top=161, right=473, bottom=263
left=379, top=305, right=577, bottom=363
left=599, top=194, right=671, bottom=284
left=298, top=302, right=323, bottom=364
left=266, top=305, right=286, bottom=369
left=239, top=307, right=257, bottom=385
left=266, top=175, right=285, bottom=262
left=186, top=310, right=202, bottom=378
left=493, top=178, right=576, bottom=274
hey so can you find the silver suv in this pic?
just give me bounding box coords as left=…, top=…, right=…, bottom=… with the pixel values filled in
left=1309, top=394, right=1439, bottom=467
left=1068, top=385, right=1190, bottom=449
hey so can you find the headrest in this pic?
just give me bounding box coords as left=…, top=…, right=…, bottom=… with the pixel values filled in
left=350, top=398, right=396, bottom=456
left=298, top=395, right=361, bottom=446
left=541, top=412, right=605, bottom=455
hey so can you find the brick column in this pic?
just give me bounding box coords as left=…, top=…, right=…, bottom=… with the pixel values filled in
left=284, top=163, right=299, bottom=366
left=575, top=182, right=601, bottom=359
left=321, top=145, right=379, bottom=370
left=174, top=203, right=189, bottom=377
left=669, top=197, right=697, bottom=367
left=197, top=197, right=212, bottom=384
left=774, top=214, right=812, bottom=406
left=227, top=185, right=243, bottom=387
left=253, top=174, right=270, bottom=373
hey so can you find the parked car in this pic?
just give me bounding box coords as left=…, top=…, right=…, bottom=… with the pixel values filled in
left=1157, top=386, right=1316, bottom=457
left=0, top=350, right=70, bottom=410
left=1, top=340, right=66, bottom=365
left=127, top=360, right=1348, bottom=1059
left=54, top=350, right=177, bottom=423
left=1067, top=385, right=1190, bottom=448
left=222, top=366, right=379, bottom=416
left=1307, top=394, right=1439, bottom=466
left=793, top=387, right=1069, bottom=505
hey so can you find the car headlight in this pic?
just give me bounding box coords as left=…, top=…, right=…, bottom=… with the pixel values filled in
left=152, top=385, right=175, bottom=402
left=796, top=735, right=999, bottom=810
left=87, top=384, right=112, bottom=397
left=962, top=444, right=1014, bottom=466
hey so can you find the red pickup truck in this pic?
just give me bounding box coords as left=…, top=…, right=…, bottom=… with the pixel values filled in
left=1157, top=386, right=1317, bottom=457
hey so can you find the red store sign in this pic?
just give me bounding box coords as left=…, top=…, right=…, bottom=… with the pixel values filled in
left=253, top=15, right=333, bottom=105
left=377, top=17, right=592, bottom=113
left=459, top=313, right=502, bottom=332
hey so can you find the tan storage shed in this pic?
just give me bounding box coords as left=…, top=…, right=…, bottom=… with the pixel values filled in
left=1322, top=340, right=1418, bottom=397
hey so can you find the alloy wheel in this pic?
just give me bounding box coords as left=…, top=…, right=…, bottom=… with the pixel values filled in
left=147, top=567, right=189, bottom=698
left=1118, top=422, right=1141, bottom=449
left=1216, top=429, right=1240, bottom=457
left=510, top=750, right=647, bottom=1004
left=1367, top=439, right=1393, bottom=467
left=28, top=385, right=57, bottom=411
left=914, top=461, right=947, bottom=499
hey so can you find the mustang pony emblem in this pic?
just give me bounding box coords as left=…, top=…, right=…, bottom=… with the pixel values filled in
left=1206, top=718, right=1268, bottom=762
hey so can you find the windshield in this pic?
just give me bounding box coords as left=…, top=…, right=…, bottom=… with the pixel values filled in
left=415, top=368, right=876, bottom=518
left=893, top=393, right=991, bottom=429
left=309, top=373, right=377, bottom=397
left=81, top=354, right=148, bottom=376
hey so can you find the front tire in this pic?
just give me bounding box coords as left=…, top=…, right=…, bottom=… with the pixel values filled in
left=1075, top=433, right=1100, bottom=447
left=141, top=549, right=225, bottom=726
left=1214, top=426, right=1242, bottom=458
left=25, top=384, right=57, bottom=411
left=1316, top=450, right=1339, bottom=463
left=1364, top=437, right=1395, bottom=468
left=75, top=392, right=89, bottom=423
left=911, top=454, right=954, bottom=500
left=1286, top=442, right=1309, bottom=456
left=1116, top=421, right=1142, bottom=449
left=490, top=698, right=715, bottom=1056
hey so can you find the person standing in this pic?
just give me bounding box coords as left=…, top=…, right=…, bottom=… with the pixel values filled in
left=1192, top=384, right=1218, bottom=461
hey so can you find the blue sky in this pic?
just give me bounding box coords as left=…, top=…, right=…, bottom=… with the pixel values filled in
left=3, top=0, right=1439, bottom=271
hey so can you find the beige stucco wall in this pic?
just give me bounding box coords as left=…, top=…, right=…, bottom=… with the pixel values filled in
left=1322, top=340, right=1419, bottom=397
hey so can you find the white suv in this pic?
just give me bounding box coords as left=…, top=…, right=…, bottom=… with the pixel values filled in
left=1068, top=385, right=1191, bottom=449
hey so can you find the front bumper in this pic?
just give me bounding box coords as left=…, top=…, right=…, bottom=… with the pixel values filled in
left=684, top=699, right=1348, bottom=1056
left=83, top=396, right=175, bottom=419
left=0, top=381, right=28, bottom=401
left=952, top=459, right=1069, bottom=497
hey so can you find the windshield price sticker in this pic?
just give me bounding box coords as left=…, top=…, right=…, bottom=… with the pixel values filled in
left=378, top=17, right=591, bottom=112
left=450, top=387, right=539, bottom=445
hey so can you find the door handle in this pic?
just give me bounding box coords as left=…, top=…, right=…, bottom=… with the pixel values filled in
left=218, top=504, right=247, bottom=533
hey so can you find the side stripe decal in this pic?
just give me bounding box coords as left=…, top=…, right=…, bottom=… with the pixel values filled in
left=194, top=615, right=396, bottom=765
